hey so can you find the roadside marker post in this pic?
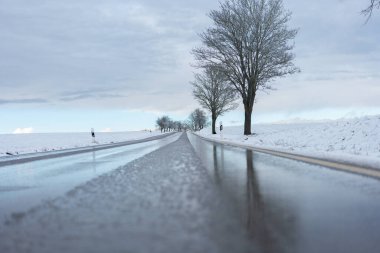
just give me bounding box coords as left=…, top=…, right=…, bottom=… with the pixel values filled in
left=219, top=121, right=223, bottom=139
left=91, top=128, right=96, bottom=143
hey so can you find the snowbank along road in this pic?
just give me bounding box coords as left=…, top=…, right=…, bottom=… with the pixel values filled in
left=198, top=115, right=380, bottom=170
left=1, top=133, right=380, bottom=253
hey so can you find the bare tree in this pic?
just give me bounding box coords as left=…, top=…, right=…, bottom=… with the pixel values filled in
left=156, top=116, right=185, bottom=132
left=196, top=109, right=208, bottom=130
left=168, top=120, right=176, bottom=132
left=174, top=121, right=183, bottom=132
left=188, top=112, right=198, bottom=131
left=156, top=117, right=165, bottom=132
left=188, top=114, right=195, bottom=131
left=192, top=66, right=238, bottom=134
left=362, top=0, right=380, bottom=19
left=162, top=116, right=171, bottom=132
left=156, top=115, right=172, bottom=132
left=193, top=0, right=298, bottom=135
left=189, top=109, right=208, bottom=131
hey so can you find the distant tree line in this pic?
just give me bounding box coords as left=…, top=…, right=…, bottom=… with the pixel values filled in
left=155, top=109, right=208, bottom=133
left=156, top=116, right=183, bottom=133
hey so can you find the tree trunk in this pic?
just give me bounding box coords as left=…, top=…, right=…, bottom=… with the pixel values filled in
left=244, top=104, right=253, bottom=135
left=212, top=114, right=217, bottom=134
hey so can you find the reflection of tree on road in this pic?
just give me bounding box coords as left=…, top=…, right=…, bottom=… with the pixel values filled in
left=246, top=150, right=276, bottom=252
left=212, top=144, right=225, bottom=186
left=213, top=145, right=222, bottom=186
left=245, top=150, right=297, bottom=253
left=211, top=143, right=297, bottom=253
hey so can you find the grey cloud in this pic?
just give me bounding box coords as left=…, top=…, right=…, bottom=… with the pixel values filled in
left=0, top=98, right=48, bottom=105
left=60, top=93, right=125, bottom=102
left=59, top=88, right=126, bottom=102
left=0, top=0, right=379, bottom=115
left=0, top=0, right=211, bottom=109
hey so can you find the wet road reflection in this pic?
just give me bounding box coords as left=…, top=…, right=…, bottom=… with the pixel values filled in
left=0, top=134, right=180, bottom=222
left=188, top=133, right=380, bottom=253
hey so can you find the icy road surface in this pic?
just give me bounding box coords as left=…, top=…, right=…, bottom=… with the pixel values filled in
left=1, top=133, right=380, bottom=253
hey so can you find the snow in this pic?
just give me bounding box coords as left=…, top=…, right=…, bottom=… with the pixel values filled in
left=198, top=115, right=380, bottom=169
left=0, top=130, right=164, bottom=158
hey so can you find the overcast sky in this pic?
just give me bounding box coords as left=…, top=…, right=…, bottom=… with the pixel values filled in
left=0, top=0, right=379, bottom=133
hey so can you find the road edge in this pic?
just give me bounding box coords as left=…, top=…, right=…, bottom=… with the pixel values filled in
left=0, top=132, right=178, bottom=167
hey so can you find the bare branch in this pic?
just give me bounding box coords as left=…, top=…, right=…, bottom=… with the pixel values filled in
left=362, top=0, right=380, bottom=20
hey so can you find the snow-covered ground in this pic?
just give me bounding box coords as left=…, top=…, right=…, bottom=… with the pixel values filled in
left=0, top=130, right=164, bottom=157
left=198, top=115, right=380, bottom=169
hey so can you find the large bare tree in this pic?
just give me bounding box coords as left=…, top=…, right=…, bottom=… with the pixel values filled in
left=191, top=66, right=237, bottom=134
left=193, top=0, right=298, bottom=135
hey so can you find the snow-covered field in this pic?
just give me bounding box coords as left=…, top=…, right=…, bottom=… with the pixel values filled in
left=199, top=115, right=380, bottom=169
left=0, top=130, right=163, bottom=157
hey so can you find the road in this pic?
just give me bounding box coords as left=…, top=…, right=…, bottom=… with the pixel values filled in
left=188, top=133, right=380, bottom=253
left=0, top=133, right=180, bottom=222
left=1, top=133, right=380, bottom=253
left=0, top=132, right=176, bottom=167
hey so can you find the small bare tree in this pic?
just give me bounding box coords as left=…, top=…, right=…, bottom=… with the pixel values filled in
left=156, top=117, right=165, bottom=132
left=174, top=121, right=183, bottom=132
left=193, top=0, right=298, bottom=135
left=156, top=115, right=171, bottom=132
left=192, top=66, right=237, bottom=134
left=189, top=109, right=208, bottom=131
left=162, top=116, right=171, bottom=132
left=362, top=0, right=380, bottom=19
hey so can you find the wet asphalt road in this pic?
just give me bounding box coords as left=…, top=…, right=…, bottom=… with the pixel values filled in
left=0, top=132, right=380, bottom=253
left=188, top=133, right=380, bottom=253
left=0, top=133, right=180, bottom=222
